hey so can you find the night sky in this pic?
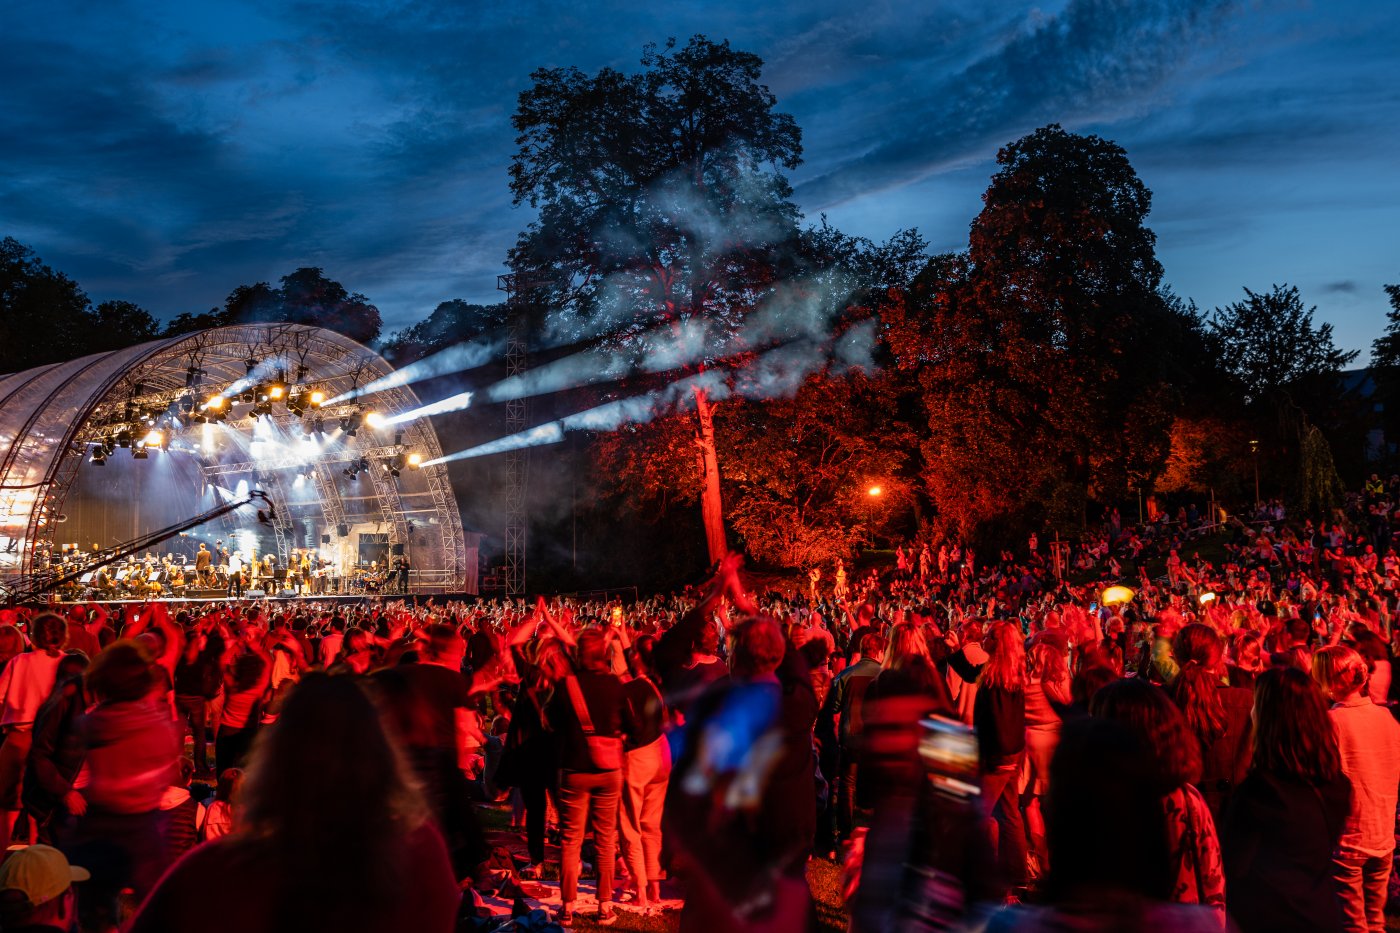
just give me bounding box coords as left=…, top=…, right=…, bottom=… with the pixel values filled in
left=5, top=0, right=1398, bottom=356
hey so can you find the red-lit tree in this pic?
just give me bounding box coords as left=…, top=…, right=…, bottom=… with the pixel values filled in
left=888, top=126, right=1206, bottom=539
left=506, top=36, right=803, bottom=566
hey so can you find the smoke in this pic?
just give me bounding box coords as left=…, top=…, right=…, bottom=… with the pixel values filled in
left=326, top=336, right=501, bottom=405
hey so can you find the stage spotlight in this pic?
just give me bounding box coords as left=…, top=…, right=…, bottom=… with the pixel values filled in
left=407, top=452, right=423, bottom=469
left=245, top=355, right=259, bottom=373
left=142, top=429, right=164, bottom=448
left=302, top=420, right=315, bottom=436
left=359, top=457, right=370, bottom=472
left=385, top=462, right=401, bottom=478
left=342, top=467, right=354, bottom=478
left=309, top=390, right=326, bottom=407
left=116, top=430, right=133, bottom=449
left=268, top=384, right=285, bottom=401
left=364, top=411, right=385, bottom=429
left=313, top=416, right=326, bottom=434
left=90, top=449, right=107, bottom=466
left=240, top=388, right=256, bottom=403
left=132, top=446, right=149, bottom=460
left=205, top=395, right=225, bottom=411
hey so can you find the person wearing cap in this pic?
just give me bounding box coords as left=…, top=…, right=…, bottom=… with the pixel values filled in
left=0, top=844, right=88, bottom=932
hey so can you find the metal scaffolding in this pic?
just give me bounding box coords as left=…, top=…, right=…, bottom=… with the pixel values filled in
left=497, top=274, right=531, bottom=597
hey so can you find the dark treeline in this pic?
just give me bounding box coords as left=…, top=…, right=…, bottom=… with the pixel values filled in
left=5, top=35, right=1399, bottom=591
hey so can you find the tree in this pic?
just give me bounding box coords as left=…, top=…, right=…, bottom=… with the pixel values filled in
left=508, top=35, right=803, bottom=566
left=168, top=270, right=384, bottom=344
left=721, top=371, right=915, bottom=567
left=90, top=300, right=160, bottom=349
left=1369, top=280, right=1400, bottom=438
left=1210, top=285, right=1356, bottom=408
left=278, top=268, right=382, bottom=344
left=888, top=126, right=1201, bottom=540
left=381, top=300, right=506, bottom=365
left=0, top=237, right=94, bottom=372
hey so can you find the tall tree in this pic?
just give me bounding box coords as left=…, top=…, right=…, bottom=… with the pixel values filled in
left=889, top=125, right=1200, bottom=539
left=1209, top=285, right=1355, bottom=408
left=90, top=300, right=160, bottom=348
left=507, top=35, right=803, bottom=566
left=381, top=300, right=506, bottom=365
left=0, top=237, right=93, bottom=372
left=1369, top=279, right=1400, bottom=438
left=278, top=268, right=382, bottom=344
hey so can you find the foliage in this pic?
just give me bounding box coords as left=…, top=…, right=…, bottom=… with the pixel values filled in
left=1155, top=415, right=1251, bottom=497
left=887, top=126, right=1205, bottom=540
left=721, top=372, right=915, bottom=568
left=507, top=34, right=803, bottom=340
left=166, top=269, right=383, bottom=343
left=1369, top=280, right=1400, bottom=439
left=0, top=237, right=164, bottom=373
left=380, top=300, right=506, bottom=365
left=1299, top=424, right=1345, bottom=515
left=1209, top=284, right=1356, bottom=409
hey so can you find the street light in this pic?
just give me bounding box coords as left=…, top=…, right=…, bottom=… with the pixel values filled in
left=1249, top=439, right=1260, bottom=508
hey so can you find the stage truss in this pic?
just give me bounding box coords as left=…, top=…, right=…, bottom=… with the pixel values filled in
left=0, top=324, right=472, bottom=594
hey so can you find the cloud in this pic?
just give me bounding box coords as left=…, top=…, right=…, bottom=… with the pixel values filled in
left=1322, top=281, right=1360, bottom=295
left=793, top=0, right=1244, bottom=208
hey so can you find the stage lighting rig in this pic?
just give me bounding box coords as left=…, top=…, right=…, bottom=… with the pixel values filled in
left=90, top=448, right=107, bottom=466
left=407, top=452, right=423, bottom=469
left=308, top=390, right=326, bottom=407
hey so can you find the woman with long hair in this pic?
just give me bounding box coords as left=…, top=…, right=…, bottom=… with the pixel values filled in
left=1222, top=667, right=1350, bottom=932
left=1023, top=632, right=1070, bottom=878
left=1169, top=624, right=1253, bottom=820
left=951, top=620, right=1028, bottom=893
left=1091, top=678, right=1225, bottom=922
left=1312, top=645, right=1400, bottom=933
left=129, top=673, right=459, bottom=933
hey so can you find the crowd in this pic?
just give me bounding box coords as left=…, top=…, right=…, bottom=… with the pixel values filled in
left=0, top=482, right=1399, bottom=930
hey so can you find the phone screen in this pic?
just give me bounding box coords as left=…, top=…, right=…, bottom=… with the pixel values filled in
left=918, top=716, right=980, bottom=799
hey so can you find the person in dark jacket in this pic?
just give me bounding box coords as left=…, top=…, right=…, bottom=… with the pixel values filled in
left=21, top=654, right=90, bottom=847
left=1223, top=666, right=1351, bottom=933
left=548, top=628, right=635, bottom=927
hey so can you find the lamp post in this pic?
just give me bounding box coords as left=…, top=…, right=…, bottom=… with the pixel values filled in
left=865, top=485, right=882, bottom=549
left=1249, top=439, right=1260, bottom=510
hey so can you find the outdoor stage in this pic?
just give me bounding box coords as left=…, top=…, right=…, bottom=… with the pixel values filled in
left=0, top=324, right=481, bottom=602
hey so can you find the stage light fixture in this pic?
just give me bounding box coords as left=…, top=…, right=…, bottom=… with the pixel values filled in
left=364, top=411, right=385, bottom=429
left=90, top=449, right=107, bottom=465
left=268, top=385, right=285, bottom=401
left=132, top=446, right=149, bottom=460
left=240, top=388, right=256, bottom=403
left=309, top=390, right=326, bottom=407
left=205, top=395, right=225, bottom=411
left=407, top=452, right=423, bottom=469
left=116, top=430, right=133, bottom=449
left=313, top=416, right=325, bottom=434
left=245, top=355, right=259, bottom=373
left=142, top=429, right=164, bottom=448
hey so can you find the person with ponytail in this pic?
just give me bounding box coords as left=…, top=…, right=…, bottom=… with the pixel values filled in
left=1169, top=624, right=1253, bottom=821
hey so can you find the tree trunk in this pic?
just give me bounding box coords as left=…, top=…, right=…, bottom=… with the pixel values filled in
left=693, top=385, right=728, bottom=566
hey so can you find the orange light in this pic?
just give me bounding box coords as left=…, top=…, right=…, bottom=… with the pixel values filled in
left=407, top=452, right=423, bottom=468
left=205, top=395, right=224, bottom=410
left=309, top=390, right=326, bottom=406
left=867, top=485, right=883, bottom=497
left=268, top=385, right=285, bottom=400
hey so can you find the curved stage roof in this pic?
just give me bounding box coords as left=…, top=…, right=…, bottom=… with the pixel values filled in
left=0, top=324, right=473, bottom=594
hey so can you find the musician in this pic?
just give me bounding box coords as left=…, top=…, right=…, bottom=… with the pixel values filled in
left=214, top=539, right=230, bottom=568
left=228, top=551, right=245, bottom=598
left=394, top=555, right=410, bottom=595
left=194, top=543, right=211, bottom=584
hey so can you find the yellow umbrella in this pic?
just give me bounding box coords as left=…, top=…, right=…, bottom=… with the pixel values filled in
left=1101, top=585, right=1136, bottom=606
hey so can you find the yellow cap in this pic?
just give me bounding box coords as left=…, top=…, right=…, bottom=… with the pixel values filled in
left=0, top=845, right=89, bottom=907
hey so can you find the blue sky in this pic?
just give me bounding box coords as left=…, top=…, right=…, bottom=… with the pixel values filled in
left=4, top=0, right=1398, bottom=356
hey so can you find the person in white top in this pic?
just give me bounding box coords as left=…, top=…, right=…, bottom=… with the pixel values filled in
left=1314, top=645, right=1400, bottom=933
left=0, top=613, right=68, bottom=850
